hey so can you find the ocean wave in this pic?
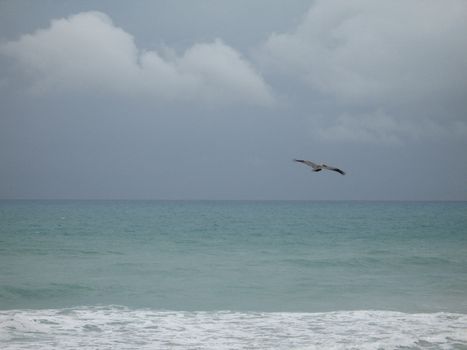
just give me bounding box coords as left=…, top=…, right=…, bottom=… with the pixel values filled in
left=1, top=284, right=94, bottom=300
left=282, top=256, right=386, bottom=268
left=1, top=306, right=466, bottom=349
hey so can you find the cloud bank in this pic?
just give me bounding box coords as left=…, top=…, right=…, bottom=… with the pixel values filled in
left=258, top=0, right=467, bottom=142
left=1, top=4, right=466, bottom=142
left=1, top=11, right=273, bottom=106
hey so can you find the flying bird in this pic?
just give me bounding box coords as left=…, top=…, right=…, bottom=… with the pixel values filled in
left=294, top=159, right=346, bottom=175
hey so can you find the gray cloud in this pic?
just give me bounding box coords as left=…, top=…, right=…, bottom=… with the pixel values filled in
left=0, top=1, right=466, bottom=200
left=257, top=0, right=467, bottom=142
left=316, top=111, right=467, bottom=145
left=1, top=11, right=273, bottom=106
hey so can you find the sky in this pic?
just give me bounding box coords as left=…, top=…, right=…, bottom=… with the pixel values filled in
left=0, top=0, right=466, bottom=200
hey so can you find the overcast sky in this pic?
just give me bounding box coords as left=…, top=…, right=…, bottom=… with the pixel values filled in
left=1, top=0, right=466, bottom=200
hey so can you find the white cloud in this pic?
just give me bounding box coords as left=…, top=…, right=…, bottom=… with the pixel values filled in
left=0, top=11, right=273, bottom=106
left=259, top=0, right=467, bottom=104
left=257, top=0, right=467, bottom=143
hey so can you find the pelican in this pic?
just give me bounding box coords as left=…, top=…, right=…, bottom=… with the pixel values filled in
left=294, top=159, right=346, bottom=175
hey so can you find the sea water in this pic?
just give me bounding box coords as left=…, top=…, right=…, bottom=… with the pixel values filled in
left=0, top=200, right=466, bottom=349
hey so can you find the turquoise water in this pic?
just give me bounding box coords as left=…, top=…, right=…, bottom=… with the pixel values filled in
left=1, top=200, right=466, bottom=349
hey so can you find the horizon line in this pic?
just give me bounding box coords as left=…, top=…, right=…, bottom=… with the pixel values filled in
left=1, top=198, right=466, bottom=202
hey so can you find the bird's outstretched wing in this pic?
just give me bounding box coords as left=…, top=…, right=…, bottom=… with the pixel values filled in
left=322, top=165, right=346, bottom=175
left=293, top=159, right=320, bottom=170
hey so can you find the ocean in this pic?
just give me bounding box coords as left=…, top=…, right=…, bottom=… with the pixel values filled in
left=0, top=200, right=466, bottom=349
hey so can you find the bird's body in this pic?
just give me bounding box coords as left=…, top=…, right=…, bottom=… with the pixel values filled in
left=294, top=159, right=345, bottom=175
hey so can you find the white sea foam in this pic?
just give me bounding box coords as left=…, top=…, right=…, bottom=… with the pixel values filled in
left=0, top=307, right=466, bottom=349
